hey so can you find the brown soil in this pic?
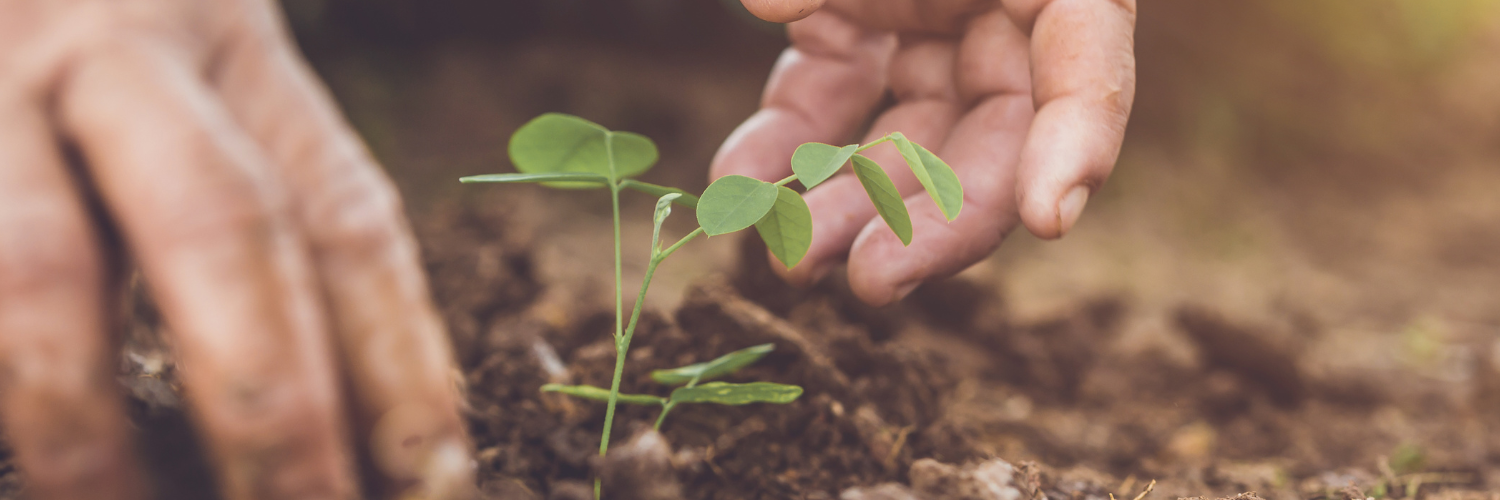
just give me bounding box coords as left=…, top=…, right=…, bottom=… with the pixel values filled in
left=16, top=197, right=1488, bottom=500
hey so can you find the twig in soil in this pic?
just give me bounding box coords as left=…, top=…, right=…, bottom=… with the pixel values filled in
left=1130, top=479, right=1157, bottom=500
left=884, top=425, right=916, bottom=468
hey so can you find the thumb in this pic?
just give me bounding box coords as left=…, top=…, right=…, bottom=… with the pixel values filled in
left=740, top=0, right=826, bottom=23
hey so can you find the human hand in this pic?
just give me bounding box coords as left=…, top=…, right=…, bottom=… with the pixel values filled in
left=718, top=0, right=1136, bottom=305
left=0, top=1, right=467, bottom=499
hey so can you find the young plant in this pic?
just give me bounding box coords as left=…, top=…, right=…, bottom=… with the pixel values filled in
left=461, top=113, right=962, bottom=492
left=541, top=343, right=801, bottom=431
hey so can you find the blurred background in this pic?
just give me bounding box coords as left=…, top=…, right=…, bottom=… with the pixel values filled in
left=282, top=0, right=1500, bottom=458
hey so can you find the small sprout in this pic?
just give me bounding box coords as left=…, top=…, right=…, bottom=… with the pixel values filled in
left=1389, top=443, right=1426, bottom=475
left=464, top=113, right=963, bottom=496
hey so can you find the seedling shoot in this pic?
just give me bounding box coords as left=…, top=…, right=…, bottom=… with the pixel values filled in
left=461, top=113, right=964, bottom=496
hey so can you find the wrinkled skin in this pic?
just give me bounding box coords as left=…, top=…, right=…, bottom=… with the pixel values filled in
left=0, top=0, right=1132, bottom=498
left=718, top=0, right=1137, bottom=305
left=0, top=1, right=465, bottom=498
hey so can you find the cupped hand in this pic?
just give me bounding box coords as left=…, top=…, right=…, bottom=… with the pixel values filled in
left=0, top=1, right=467, bottom=499
left=722, top=0, right=1137, bottom=305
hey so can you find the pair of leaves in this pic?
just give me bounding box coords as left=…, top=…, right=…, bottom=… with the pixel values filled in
left=507, top=113, right=658, bottom=184
left=459, top=173, right=699, bottom=209
left=787, top=135, right=963, bottom=246
left=542, top=344, right=801, bottom=407
left=697, top=177, right=812, bottom=269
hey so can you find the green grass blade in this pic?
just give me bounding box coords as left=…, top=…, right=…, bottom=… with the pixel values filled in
left=696, top=175, right=779, bottom=236
left=621, top=179, right=699, bottom=209
left=791, top=143, right=858, bottom=190
left=891, top=133, right=963, bottom=221
left=669, top=382, right=803, bottom=405
left=460, top=172, right=611, bottom=185
left=541, top=384, right=666, bottom=406
left=651, top=344, right=774, bottom=385
left=851, top=155, right=913, bottom=246
left=507, top=113, right=658, bottom=183
left=754, top=187, right=813, bottom=269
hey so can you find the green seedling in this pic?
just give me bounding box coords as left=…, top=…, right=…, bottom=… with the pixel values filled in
left=461, top=113, right=963, bottom=495
left=542, top=343, right=801, bottom=430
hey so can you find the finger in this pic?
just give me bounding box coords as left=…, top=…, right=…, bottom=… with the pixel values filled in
left=846, top=93, right=1034, bottom=305
left=212, top=8, right=470, bottom=498
left=710, top=10, right=895, bottom=182
left=777, top=37, right=963, bottom=285
left=59, top=45, right=357, bottom=499
left=740, top=0, right=826, bottom=23
left=1006, top=0, right=1137, bottom=239
left=842, top=9, right=1034, bottom=305
left=0, top=99, right=145, bottom=500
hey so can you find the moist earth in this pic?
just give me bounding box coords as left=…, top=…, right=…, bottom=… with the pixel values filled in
left=1, top=199, right=1496, bottom=500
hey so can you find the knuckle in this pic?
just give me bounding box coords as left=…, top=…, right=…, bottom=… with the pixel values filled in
left=152, top=179, right=289, bottom=254
left=306, top=171, right=411, bottom=260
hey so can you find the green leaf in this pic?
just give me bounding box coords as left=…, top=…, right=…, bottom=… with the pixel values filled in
left=459, top=172, right=610, bottom=185
left=507, top=113, right=659, bottom=185
left=696, top=175, right=779, bottom=236
left=754, top=187, right=813, bottom=268
left=651, top=344, right=775, bottom=385
left=540, top=384, right=666, bottom=406
left=669, top=382, right=803, bottom=405
left=851, top=155, right=913, bottom=246
left=621, top=179, right=699, bottom=209
left=791, top=143, right=858, bottom=190
left=890, top=133, right=963, bottom=221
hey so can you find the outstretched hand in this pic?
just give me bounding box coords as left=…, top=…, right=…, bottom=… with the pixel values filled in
left=723, top=0, right=1137, bottom=305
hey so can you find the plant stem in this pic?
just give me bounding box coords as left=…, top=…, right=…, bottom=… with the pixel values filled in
left=661, top=228, right=705, bottom=259
left=653, top=374, right=702, bottom=431
left=774, top=174, right=798, bottom=187
left=856, top=135, right=894, bottom=153
left=598, top=135, right=624, bottom=500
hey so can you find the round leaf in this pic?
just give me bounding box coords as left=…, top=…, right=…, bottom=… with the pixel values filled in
left=754, top=187, right=813, bottom=269
left=852, top=155, right=913, bottom=246
left=697, top=175, right=779, bottom=236
left=507, top=113, right=659, bottom=184
left=792, top=143, right=858, bottom=190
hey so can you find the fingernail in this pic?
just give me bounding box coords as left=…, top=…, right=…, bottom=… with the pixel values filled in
left=892, top=281, right=920, bottom=302
left=1057, top=186, right=1091, bottom=236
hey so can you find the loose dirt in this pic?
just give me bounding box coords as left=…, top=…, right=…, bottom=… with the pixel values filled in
left=8, top=198, right=1487, bottom=500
